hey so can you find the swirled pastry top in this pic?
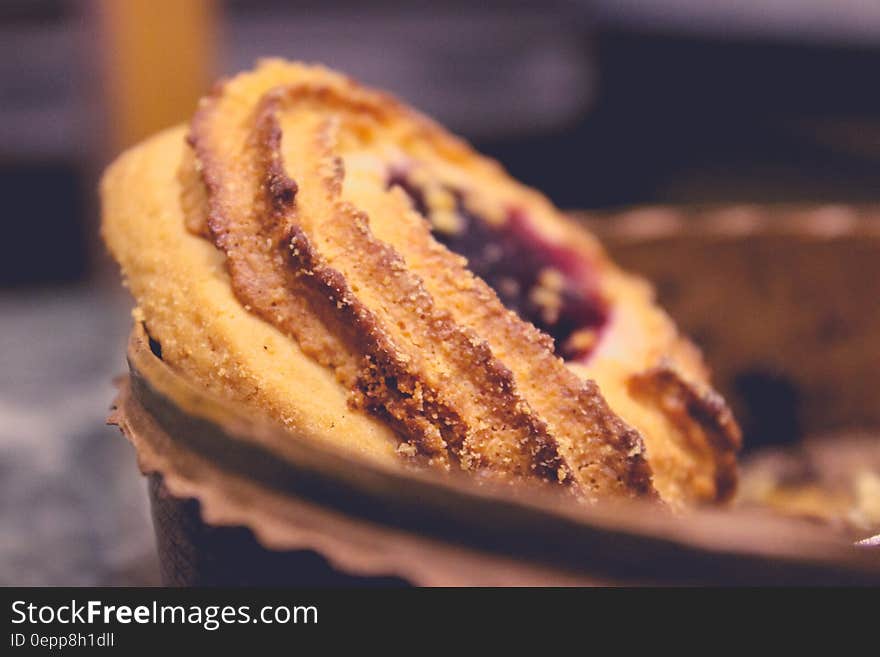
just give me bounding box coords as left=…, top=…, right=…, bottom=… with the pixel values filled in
left=101, top=60, right=740, bottom=506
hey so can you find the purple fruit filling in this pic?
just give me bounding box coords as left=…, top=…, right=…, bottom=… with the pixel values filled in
left=388, top=172, right=608, bottom=360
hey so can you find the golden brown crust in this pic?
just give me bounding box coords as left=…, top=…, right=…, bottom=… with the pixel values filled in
left=191, top=78, right=559, bottom=482
left=629, top=365, right=741, bottom=502
left=187, top=63, right=658, bottom=496
left=103, top=59, right=739, bottom=505
left=377, top=164, right=653, bottom=496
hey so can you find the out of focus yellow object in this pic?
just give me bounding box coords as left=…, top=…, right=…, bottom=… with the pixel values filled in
left=98, top=0, right=216, bottom=152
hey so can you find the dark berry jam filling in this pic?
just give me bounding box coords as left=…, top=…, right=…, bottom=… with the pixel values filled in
left=388, top=171, right=607, bottom=360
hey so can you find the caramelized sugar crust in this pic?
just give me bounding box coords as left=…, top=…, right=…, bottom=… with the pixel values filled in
left=103, top=60, right=739, bottom=505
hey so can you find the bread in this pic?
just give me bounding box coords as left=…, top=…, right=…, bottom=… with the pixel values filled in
left=101, top=60, right=739, bottom=506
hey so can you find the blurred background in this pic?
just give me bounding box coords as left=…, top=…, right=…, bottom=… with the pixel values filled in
left=1, top=0, right=879, bottom=585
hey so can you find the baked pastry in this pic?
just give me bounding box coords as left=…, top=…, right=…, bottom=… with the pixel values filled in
left=102, top=60, right=739, bottom=506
